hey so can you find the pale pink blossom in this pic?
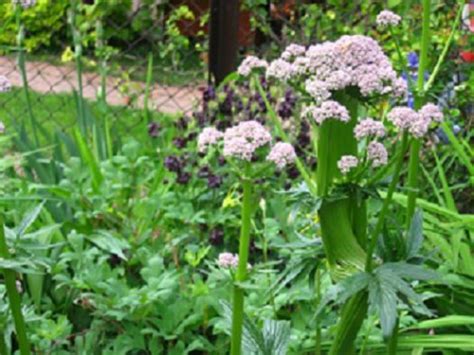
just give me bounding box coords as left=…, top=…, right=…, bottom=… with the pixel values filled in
left=387, top=107, right=419, bottom=131
left=218, top=253, right=239, bottom=268
left=237, top=56, right=268, bottom=77
left=267, top=142, right=296, bottom=169
left=354, top=118, right=386, bottom=140
left=376, top=10, right=401, bottom=27
left=12, top=0, right=36, bottom=9
left=266, top=59, right=294, bottom=81
left=197, top=127, right=223, bottom=152
left=223, top=121, right=271, bottom=160
left=367, top=141, right=388, bottom=167
left=305, top=101, right=350, bottom=125
left=337, top=155, right=359, bottom=174
left=0, top=76, right=12, bottom=93
left=420, top=103, right=443, bottom=123
left=281, top=43, right=306, bottom=61
left=305, top=78, right=330, bottom=103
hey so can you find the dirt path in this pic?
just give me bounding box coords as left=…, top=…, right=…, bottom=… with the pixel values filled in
left=0, top=56, right=203, bottom=114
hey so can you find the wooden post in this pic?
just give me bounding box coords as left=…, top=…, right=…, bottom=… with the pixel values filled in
left=209, top=0, right=239, bottom=85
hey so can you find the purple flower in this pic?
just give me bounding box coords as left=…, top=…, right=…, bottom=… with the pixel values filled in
left=164, top=155, right=182, bottom=173
left=407, top=52, right=419, bottom=69
left=203, top=86, right=216, bottom=102
left=207, top=174, right=223, bottom=189
left=148, top=122, right=160, bottom=138
left=176, top=172, right=191, bottom=185
left=209, top=228, right=224, bottom=246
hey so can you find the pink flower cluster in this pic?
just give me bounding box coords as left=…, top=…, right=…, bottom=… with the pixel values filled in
left=376, top=10, right=401, bottom=27
left=305, top=78, right=330, bottom=103
left=267, top=35, right=404, bottom=100
left=267, top=142, right=297, bottom=169
left=387, top=103, right=443, bottom=138
left=217, top=252, right=239, bottom=268
left=337, top=155, right=359, bottom=174
left=354, top=118, right=386, bottom=140
left=266, top=59, right=294, bottom=82
left=197, top=127, right=223, bottom=152
left=217, top=252, right=252, bottom=270
left=367, top=141, right=388, bottom=167
left=12, top=0, right=36, bottom=9
left=281, top=44, right=306, bottom=61
left=0, top=76, right=12, bottom=93
left=303, top=100, right=350, bottom=124
left=223, top=120, right=272, bottom=160
left=237, top=56, right=268, bottom=77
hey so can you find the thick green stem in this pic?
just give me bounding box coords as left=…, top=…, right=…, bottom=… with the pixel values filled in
left=231, top=179, right=253, bottom=355
left=0, top=218, right=31, bottom=355
left=0, top=332, right=7, bottom=355
left=329, top=291, right=368, bottom=355
left=144, top=53, right=154, bottom=124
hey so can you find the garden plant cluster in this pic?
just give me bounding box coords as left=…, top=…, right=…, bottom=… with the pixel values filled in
left=0, top=0, right=473, bottom=355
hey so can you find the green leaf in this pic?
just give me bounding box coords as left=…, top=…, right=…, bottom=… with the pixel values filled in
left=85, top=231, right=130, bottom=260
left=315, top=272, right=370, bottom=317
left=262, top=319, right=291, bottom=355
left=73, top=128, right=103, bottom=193
left=406, top=209, right=423, bottom=259
left=407, top=315, right=474, bottom=330
left=379, top=262, right=438, bottom=281
left=16, top=202, right=45, bottom=238
left=0, top=258, right=43, bottom=274
left=369, top=272, right=398, bottom=338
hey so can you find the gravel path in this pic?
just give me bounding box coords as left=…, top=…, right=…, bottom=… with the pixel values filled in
left=0, top=56, right=203, bottom=114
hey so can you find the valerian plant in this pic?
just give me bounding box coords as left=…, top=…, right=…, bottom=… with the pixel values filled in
left=197, top=120, right=297, bottom=354
left=233, top=5, right=446, bottom=355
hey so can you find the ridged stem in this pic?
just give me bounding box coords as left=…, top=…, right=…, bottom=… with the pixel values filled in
left=230, top=178, right=253, bottom=355
left=0, top=217, right=31, bottom=355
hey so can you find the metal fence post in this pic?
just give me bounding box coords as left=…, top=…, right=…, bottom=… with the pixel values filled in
left=209, top=0, right=239, bottom=85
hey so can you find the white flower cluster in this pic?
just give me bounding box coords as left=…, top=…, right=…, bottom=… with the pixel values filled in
left=12, top=0, right=36, bottom=9
left=337, top=155, right=359, bottom=174
left=223, top=120, right=272, bottom=160
left=387, top=103, right=443, bottom=138
left=367, top=141, right=388, bottom=167
left=0, top=76, right=12, bottom=93
left=266, top=35, right=405, bottom=100
left=266, top=142, right=297, bottom=169
left=217, top=252, right=252, bottom=270
left=376, top=10, right=401, bottom=27
left=197, top=127, right=223, bottom=152
left=303, top=100, right=350, bottom=125
left=354, top=118, right=386, bottom=140
left=237, top=56, right=268, bottom=77
left=198, top=121, right=296, bottom=169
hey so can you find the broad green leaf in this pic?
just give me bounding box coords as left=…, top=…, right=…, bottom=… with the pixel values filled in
left=16, top=202, right=45, bottom=238
left=406, top=209, right=423, bottom=259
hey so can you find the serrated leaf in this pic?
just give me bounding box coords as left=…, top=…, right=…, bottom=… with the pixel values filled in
left=369, top=273, right=398, bottom=338
left=315, top=272, right=370, bottom=317
left=85, top=231, right=130, bottom=260
left=379, top=262, right=438, bottom=281
left=262, top=319, right=291, bottom=355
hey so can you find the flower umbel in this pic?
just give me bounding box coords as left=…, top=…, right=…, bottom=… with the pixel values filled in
left=237, top=56, right=268, bottom=77
left=197, top=127, right=223, bottom=153
left=337, top=155, right=359, bottom=174
left=223, top=121, right=271, bottom=161
left=354, top=118, right=386, bottom=140
left=376, top=10, right=401, bottom=27
left=267, top=142, right=297, bottom=169
left=367, top=141, right=388, bottom=167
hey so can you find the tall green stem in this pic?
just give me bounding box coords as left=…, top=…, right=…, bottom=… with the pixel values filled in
left=231, top=178, right=253, bottom=355
left=0, top=217, right=31, bottom=355
left=15, top=8, right=40, bottom=147
left=365, top=133, right=409, bottom=272
left=406, top=0, right=431, bottom=227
